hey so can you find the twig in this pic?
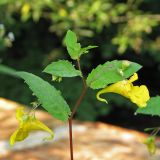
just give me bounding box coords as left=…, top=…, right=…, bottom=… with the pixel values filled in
left=71, top=86, right=87, bottom=119
left=69, top=119, right=73, bottom=160
left=68, top=58, right=87, bottom=160
left=77, top=58, right=86, bottom=88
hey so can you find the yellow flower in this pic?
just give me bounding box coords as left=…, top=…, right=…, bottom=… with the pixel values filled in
left=96, top=73, right=150, bottom=107
left=144, top=136, right=156, bottom=155
left=59, top=8, right=67, bottom=17
left=21, top=3, right=30, bottom=16
left=10, top=107, right=54, bottom=146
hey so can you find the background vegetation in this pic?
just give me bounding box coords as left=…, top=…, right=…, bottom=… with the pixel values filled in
left=0, top=0, right=160, bottom=125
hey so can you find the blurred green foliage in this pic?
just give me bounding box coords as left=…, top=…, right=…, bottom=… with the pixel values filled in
left=0, top=0, right=160, bottom=121
left=1, top=0, right=160, bottom=54
left=0, top=24, right=14, bottom=51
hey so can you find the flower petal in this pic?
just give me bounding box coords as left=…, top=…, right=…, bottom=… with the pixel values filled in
left=10, top=127, right=29, bottom=146
left=16, top=107, right=25, bottom=122
left=96, top=80, right=132, bottom=103
left=144, top=136, right=156, bottom=155
left=128, top=73, right=138, bottom=83
left=129, top=85, right=150, bottom=107
left=32, top=119, right=54, bottom=140
left=96, top=73, right=150, bottom=108
left=10, top=130, right=19, bottom=146
left=10, top=108, right=54, bottom=146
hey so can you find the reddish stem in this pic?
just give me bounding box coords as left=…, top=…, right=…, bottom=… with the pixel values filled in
left=68, top=86, right=87, bottom=160
left=69, top=119, right=74, bottom=160
left=68, top=58, right=87, bottom=160
left=77, top=58, right=87, bottom=88
left=70, top=86, right=87, bottom=119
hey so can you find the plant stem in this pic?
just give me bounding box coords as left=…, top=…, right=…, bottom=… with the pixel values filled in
left=68, top=59, right=87, bottom=160
left=68, top=86, right=87, bottom=160
left=70, top=86, right=87, bottom=119
left=69, top=119, right=73, bottom=160
left=77, top=58, right=86, bottom=88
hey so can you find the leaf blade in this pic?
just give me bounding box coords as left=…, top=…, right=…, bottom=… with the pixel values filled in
left=86, top=60, right=142, bottom=89
left=80, top=45, right=98, bottom=56
left=136, top=96, right=160, bottom=116
left=65, top=30, right=81, bottom=60
left=0, top=64, right=18, bottom=77
left=16, top=71, right=71, bottom=121
left=43, top=60, right=81, bottom=77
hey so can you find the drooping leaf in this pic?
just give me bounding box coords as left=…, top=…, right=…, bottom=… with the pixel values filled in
left=136, top=96, right=160, bottom=116
left=43, top=60, right=81, bottom=77
left=0, top=64, right=18, bottom=77
left=86, top=60, right=142, bottom=89
left=80, top=45, right=98, bottom=56
left=15, top=71, right=71, bottom=121
left=65, top=30, right=81, bottom=60
left=0, top=64, right=71, bottom=121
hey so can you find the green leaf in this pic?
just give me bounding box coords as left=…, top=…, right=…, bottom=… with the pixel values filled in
left=15, top=71, right=71, bottom=121
left=64, top=30, right=97, bottom=59
left=65, top=30, right=81, bottom=60
left=0, top=0, right=15, bottom=5
left=80, top=45, right=98, bottom=56
left=0, top=65, right=71, bottom=121
left=0, top=64, right=18, bottom=77
left=86, top=60, right=142, bottom=89
left=136, top=96, right=160, bottom=116
left=43, top=60, right=81, bottom=77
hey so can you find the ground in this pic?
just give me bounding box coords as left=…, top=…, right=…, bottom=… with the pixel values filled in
left=0, top=98, right=159, bottom=160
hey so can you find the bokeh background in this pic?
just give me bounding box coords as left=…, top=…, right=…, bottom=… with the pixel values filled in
left=1, top=0, right=160, bottom=131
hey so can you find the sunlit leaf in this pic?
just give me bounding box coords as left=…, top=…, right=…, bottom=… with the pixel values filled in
left=65, top=30, right=97, bottom=59
left=0, top=65, right=71, bottom=121
left=136, top=96, right=160, bottom=116
left=86, top=60, right=142, bottom=89
left=65, top=30, right=81, bottom=60
left=80, top=45, right=98, bottom=56
left=43, top=60, right=81, bottom=77
left=16, top=71, right=71, bottom=121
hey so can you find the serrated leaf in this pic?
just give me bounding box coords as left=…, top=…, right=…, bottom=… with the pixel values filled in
left=80, top=45, right=98, bottom=56
left=65, top=30, right=81, bottom=60
left=136, top=96, right=160, bottom=116
left=43, top=60, right=81, bottom=77
left=86, top=60, right=142, bottom=89
left=15, top=71, right=71, bottom=121
left=0, top=65, right=71, bottom=121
